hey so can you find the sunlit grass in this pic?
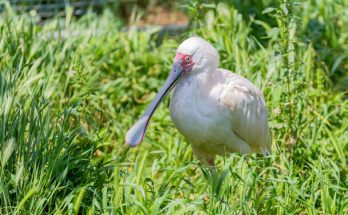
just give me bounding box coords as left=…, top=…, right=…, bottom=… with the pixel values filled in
left=0, top=0, right=347, bottom=214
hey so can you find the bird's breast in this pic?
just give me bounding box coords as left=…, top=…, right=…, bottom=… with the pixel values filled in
left=169, top=75, right=230, bottom=146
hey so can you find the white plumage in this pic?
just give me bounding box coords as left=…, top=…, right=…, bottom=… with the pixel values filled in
left=169, top=37, right=271, bottom=164
left=126, top=36, right=271, bottom=165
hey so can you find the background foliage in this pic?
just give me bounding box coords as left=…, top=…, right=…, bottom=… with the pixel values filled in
left=0, top=0, right=347, bottom=214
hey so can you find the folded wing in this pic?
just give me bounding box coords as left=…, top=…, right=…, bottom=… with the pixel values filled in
left=219, top=70, right=271, bottom=155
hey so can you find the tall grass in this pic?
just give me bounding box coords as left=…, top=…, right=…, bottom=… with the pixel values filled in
left=0, top=0, right=347, bottom=214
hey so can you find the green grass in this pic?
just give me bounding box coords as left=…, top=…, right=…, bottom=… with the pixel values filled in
left=1, top=0, right=348, bottom=214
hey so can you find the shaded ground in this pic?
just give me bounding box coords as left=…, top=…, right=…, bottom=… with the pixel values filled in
left=136, top=6, right=188, bottom=26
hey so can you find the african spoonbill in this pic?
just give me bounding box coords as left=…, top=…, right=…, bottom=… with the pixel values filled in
left=125, top=37, right=271, bottom=165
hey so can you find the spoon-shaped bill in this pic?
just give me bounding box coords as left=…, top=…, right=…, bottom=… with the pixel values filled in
left=125, top=60, right=184, bottom=147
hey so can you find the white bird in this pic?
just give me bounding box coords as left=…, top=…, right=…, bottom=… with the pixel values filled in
left=126, top=37, right=271, bottom=165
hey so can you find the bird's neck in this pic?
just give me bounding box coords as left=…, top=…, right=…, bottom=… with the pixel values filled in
left=196, top=67, right=216, bottom=84
left=184, top=67, right=216, bottom=93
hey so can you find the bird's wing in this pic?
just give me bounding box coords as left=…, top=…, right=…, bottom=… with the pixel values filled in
left=218, top=70, right=271, bottom=155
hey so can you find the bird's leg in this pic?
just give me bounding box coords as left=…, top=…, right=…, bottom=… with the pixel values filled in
left=197, top=157, right=214, bottom=168
left=197, top=155, right=216, bottom=169
left=202, top=157, right=217, bottom=182
left=207, top=158, right=215, bottom=166
left=192, top=146, right=215, bottom=167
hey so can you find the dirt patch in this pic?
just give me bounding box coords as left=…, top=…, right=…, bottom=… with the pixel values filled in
left=135, top=6, right=188, bottom=26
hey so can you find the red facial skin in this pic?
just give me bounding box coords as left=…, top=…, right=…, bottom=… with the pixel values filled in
left=175, top=53, right=194, bottom=73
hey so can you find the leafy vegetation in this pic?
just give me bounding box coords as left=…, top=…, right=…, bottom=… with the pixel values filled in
left=0, top=0, right=347, bottom=214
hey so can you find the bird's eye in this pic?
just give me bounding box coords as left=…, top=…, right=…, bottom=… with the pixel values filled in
left=185, top=56, right=191, bottom=62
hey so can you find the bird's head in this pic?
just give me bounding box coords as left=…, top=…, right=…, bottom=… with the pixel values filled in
left=174, top=36, right=220, bottom=75
left=125, top=37, right=219, bottom=147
